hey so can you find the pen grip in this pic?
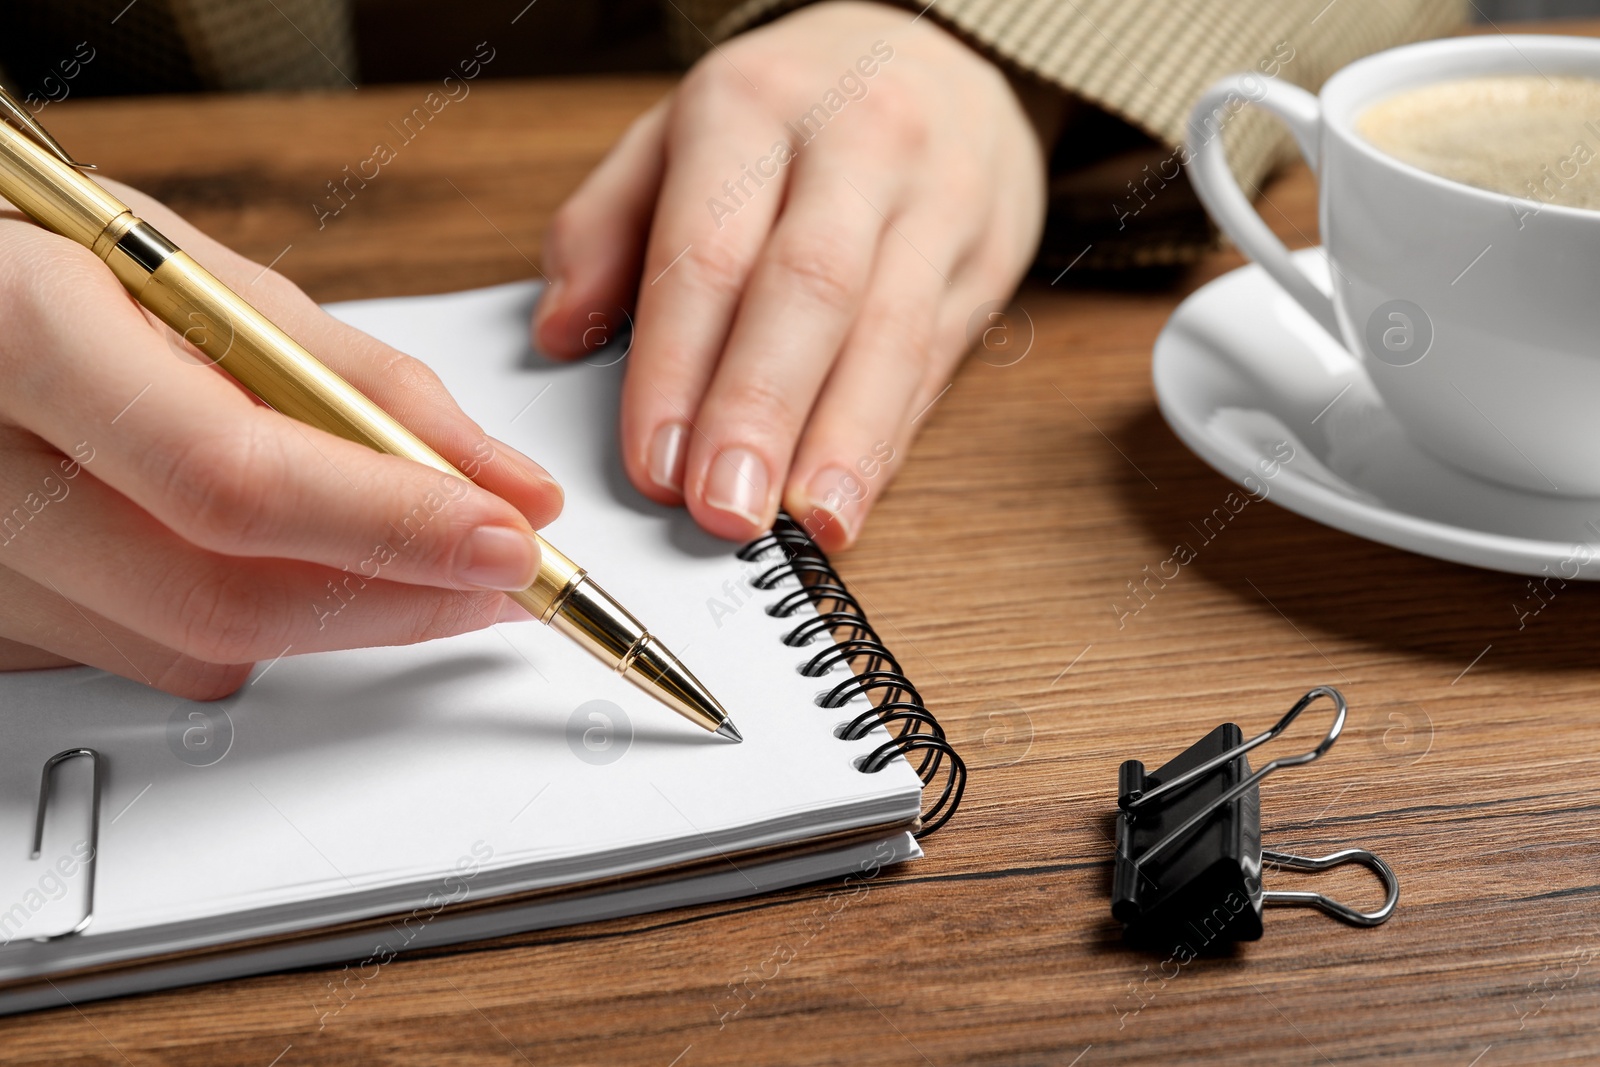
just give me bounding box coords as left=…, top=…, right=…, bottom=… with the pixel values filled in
left=131, top=249, right=581, bottom=620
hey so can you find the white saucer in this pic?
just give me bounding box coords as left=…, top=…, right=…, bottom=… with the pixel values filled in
left=1153, top=247, right=1600, bottom=579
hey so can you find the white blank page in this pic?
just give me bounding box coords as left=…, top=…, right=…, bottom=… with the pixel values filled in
left=0, top=282, right=922, bottom=947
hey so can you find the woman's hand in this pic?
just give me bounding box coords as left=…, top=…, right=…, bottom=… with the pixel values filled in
left=534, top=0, right=1050, bottom=550
left=0, top=181, right=563, bottom=699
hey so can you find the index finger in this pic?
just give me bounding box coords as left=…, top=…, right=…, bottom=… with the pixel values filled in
left=0, top=221, right=546, bottom=594
left=621, top=67, right=792, bottom=506
left=102, top=179, right=563, bottom=532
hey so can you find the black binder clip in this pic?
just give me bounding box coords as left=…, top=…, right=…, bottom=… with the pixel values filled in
left=1111, top=687, right=1398, bottom=949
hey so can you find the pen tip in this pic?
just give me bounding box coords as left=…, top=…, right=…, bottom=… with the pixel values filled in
left=715, top=721, right=744, bottom=743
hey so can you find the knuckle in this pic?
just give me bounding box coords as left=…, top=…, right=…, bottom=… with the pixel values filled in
left=718, top=374, right=804, bottom=432
left=158, top=422, right=283, bottom=551
left=2, top=230, right=114, bottom=334
left=375, top=348, right=448, bottom=400
left=859, top=84, right=930, bottom=154
left=678, top=56, right=761, bottom=112
left=681, top=240, right=753, bottom=300
left=0, top=230, right=147, bottom=400
left=6, top=224, right=98, bottom=281
left=170, top=565, right=276, bottom=664
left=757, top=54, right=820, bottom=100
left=767, top=234, right=857, bottom=310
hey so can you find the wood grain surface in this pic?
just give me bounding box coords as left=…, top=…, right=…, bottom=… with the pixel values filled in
left=6, top=36, right=1600, bottom=1067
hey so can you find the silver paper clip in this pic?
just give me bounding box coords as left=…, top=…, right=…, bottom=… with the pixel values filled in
left=28, top=748, right=102, bottom=940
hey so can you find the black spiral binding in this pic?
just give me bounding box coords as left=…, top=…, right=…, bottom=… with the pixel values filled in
left=736, top=513, right=966, bottom=836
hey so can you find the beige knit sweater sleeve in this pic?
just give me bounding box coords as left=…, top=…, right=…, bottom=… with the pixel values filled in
left=7, top=0, right=1466, bottom=272
left=672, top=0, right=1469, bottom=270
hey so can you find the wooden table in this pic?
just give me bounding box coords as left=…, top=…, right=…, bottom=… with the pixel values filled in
left=8, top=39, right=1600, bottom=1067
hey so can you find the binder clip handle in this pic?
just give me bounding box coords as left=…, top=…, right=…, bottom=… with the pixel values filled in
left=1119, top=685, right=1347, bottom=812
left=1110, top=687, right=1399, bottom=944
left=1262, top=847, right=1400, bottom=927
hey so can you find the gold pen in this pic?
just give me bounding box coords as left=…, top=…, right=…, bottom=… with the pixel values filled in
left=0, top=87, right=741, bottom=742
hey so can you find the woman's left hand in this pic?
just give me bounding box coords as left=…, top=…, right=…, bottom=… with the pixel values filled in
left=532, top=0, right=1051, bottom=550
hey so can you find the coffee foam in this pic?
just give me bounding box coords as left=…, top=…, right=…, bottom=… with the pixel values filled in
left=1357, top=75, right=1600, bottom=209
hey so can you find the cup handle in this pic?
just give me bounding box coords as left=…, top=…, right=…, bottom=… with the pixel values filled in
left=1185, top=75, right=1340, bottom=339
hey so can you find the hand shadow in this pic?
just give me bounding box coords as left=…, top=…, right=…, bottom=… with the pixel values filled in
left=516, top=290, right=732, bottom=559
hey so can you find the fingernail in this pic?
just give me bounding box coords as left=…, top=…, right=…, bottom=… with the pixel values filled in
left=648, top=422, right=688, bottom=493
left=804, top=466, right=857, bottom=544
left=704, top=447, right=768, bottom=526
left=454, top=526, right=541, bottom=590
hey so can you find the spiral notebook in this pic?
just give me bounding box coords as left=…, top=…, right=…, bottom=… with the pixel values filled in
left=0, top=282, right=964, bottom=1015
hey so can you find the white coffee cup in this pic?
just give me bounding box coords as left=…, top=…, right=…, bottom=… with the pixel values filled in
left=1186, top=35, right=1600, bottom=497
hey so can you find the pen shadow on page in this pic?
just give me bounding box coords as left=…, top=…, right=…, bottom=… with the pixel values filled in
left=216, top=646, right=718, bottom=762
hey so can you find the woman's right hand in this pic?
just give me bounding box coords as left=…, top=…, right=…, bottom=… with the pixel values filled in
left=0, top=180, right=565, bottom=700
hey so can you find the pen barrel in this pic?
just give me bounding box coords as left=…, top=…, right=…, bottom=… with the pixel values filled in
left=0, top=122, right=128, bottom=248
left=0, top=104, right=728, bottom=732
left=126, top=245, right=583, bottom=619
